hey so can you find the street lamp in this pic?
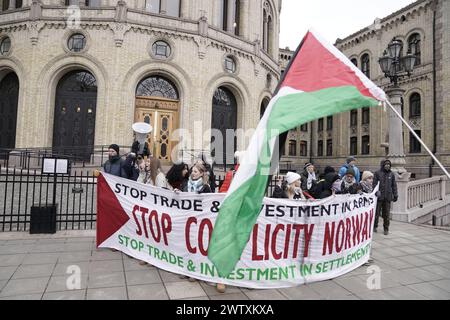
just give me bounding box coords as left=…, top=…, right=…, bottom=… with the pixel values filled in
left=379, top=37, right=417, bottom=86
left=378, top=37, right=417, bottom=178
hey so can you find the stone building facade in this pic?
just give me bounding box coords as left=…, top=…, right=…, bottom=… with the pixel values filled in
left=281, top=0, right=449, bottom=179
left=0, top=0, right=281, bottom=166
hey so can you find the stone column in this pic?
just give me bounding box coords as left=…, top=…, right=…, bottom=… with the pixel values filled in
left=391, top=176, right=411, bottom=222
left=8, top=0, right=16, bottom=10
left=386, top=87, right=409, bottom=176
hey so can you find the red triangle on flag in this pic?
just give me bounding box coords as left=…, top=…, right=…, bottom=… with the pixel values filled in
left=96, top=173, right=130, bottom=247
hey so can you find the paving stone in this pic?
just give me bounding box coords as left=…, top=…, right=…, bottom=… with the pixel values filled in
left=46, top=274, right=88, bottom=292
left=0, top=294, right=42, bottom=300
left=0, top=266, right=17, bottom=280
left=88, top=272, right=125, bottom=289
left=210, top=292, right=249, bottom=300
left=407, top=283, right=450, bottom=300
left=397, top=255, right=434, bottom=267
left=420, top=253, right=450, bottom=264
left=381, top=270, right=423, bottom=286
left=0, top=280, right=6, bottom=291
left=158, top=270, right=191, bottom=283
left=356, top=290, right=394, bottom=300
left=88, top=260, right=123, bottom=274
left=12, top=263, right=55, bottom=279
left=420, top=265, right=450, bottom=278
left=382, top=286, right=429, bottom=300
left=87, top=287, right=127, bottom=300
left=42, top=289, right=86, bottom=300
left=128, top=284, right=169, bottom=300
left=242, top=289, right=287, bottom=300
left=396, top=246, right=428, bottom=256
left=22, top=253, right=60, bottom=265
left=199, top=281, right=241, bottom=297
left=306, top=280, right=353, bottom=299
left=57, top=252, right=92, bottom=263
left=31, top=244, right=67, bottom=253
left=125, top=270, right=162, bottom=286
left=90, top=250, right=122, bottom=261
left=401, top=267, right=444, bottom=282
left=382, top=257, right=415, bottom=269
left=278, top=285, right=322, bottom=300
left=334, top=276, right=373, bottom=294
left=0, top=277, right=49, bottom=297
left=123, top=258, right=155, bottom=272
left=52, top=262, right=89, bottom=276
left=0, top=254, right=25, bottom=267
left=164, top=281, right=207, bottom=300
left=0, top=244, right=35, bottom=255
left=429, top=279, right=450, bottom=292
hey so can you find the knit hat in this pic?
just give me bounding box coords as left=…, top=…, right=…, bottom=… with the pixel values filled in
left=285, top=172, right=301, bottom=185
left=345, top=166, right=356, bottom=177
left=346, top=156, right=356, bottom=164
left=383, top=159, right=392, bottom=166
left=361, top=171, right=374, bottom=181
left=303, top=162, right=313, bottom=170
left=108, top=144, right=120, bottom=155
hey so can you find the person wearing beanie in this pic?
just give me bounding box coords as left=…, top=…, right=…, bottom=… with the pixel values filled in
left=272, top=172, right=306, bottom=200
left=360, top=171, right=375, bottom=193
left=340, top=166, right=360, bottom=195
left=102, top=144, right=127, bottom=178
left=300, top=163, right=317, bottom=193
left=338, top=156, right=361, bottom=183
left=373, top=159, right=398, bottom=235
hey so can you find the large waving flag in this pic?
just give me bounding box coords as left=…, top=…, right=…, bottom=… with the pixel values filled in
left=208, top=29, right=387, bottom=277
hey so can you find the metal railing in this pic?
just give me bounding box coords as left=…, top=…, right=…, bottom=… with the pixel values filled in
left=0, top=164, right=284, bottom=232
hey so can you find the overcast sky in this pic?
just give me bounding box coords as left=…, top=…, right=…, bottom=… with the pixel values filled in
left=280, top=0, right=417, bottom=50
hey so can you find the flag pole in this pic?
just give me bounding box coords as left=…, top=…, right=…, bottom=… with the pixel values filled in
left=385, top=100, right=450, bottom=180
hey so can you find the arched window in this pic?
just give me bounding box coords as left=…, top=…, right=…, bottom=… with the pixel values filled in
left=136, top=76, right=179, bottom=100
left=361, top=54, right=370, bottom=78
left=16, top=0, right=22, bottom=8
left=260, top=97, right=270, bottom=119
left=351, top=58, right=358, bottom=67
left=85, top=0, right=101, bottom=7
left=408, top=33, right=421, bottom=66
left=0, top=72, right=19, bottom=150
left=409, top=93, right=421, bottom=118
left=262, top=1, right=274, bottom=54
left=218, top=0, right=240, bottom=35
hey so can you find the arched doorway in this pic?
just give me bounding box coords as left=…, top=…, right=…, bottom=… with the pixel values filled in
left=211, top=87, right=237, bottom=169
left=0, top=72, right=19, bottom=154
left=135, top=75, right=180, bottom=162
left=53, top=70, right=97, bottom=161
left=260, top=97, right=270, bottom=119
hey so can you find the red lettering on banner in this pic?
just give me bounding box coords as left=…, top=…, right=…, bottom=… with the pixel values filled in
left=335, top=220, right=345, bottom=253
left=303, top=224, right=314, bottom=258
left=161, top=213, right=172, bottom=246
left=352, top=214, right=362, bottom=246
left=149, top=210, right=160, bottom=242
left=369, top=209, right=374, bottom=238
left=185, top=217, right=197, bottom=254
left=283, top=224, right=292, bottom=259
left=252, top=224, right=264, bottom=261
left=198, top=219, right=213, bottom=256
left=132, top=205, right=143, bottom=236
left=271, top=225, right=284, bottom=260
left=322, top=222, right=335, bottom=255
left=362, top=212, right=369, bottom=242
left=141, top=207, right=149, bottom=238
left=345, top=218, right=352, bottom=250
left=264, top=224, right=271, bottom=260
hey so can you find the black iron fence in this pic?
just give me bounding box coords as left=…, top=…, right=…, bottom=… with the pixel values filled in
left=0, top=164, right=283, bottom=232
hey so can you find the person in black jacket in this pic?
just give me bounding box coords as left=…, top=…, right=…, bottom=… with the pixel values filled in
left=313, top=166, right=341, bottom=199
left=373, top=159, right=398, bottom=235
left=340, top=167, right=361, bottom=195
left=102, top=144, right=127, bottom=178
left=300, top=163, right=317, bottom=194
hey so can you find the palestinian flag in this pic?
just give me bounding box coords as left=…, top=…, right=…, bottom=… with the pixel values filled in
left=208, top=29, right=387, bottom=277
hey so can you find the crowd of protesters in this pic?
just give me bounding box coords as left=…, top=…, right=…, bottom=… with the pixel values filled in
left=272, top=157, right=398, bottom=236
left=102, top=141, right=398, bottom=292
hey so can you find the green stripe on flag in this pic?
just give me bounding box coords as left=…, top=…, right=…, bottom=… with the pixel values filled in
left=208, top=86, right=379, bottom=277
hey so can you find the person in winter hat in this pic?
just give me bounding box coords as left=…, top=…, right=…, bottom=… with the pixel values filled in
left=338, top=156, right=361, bottom=183
left=300, top=162, right=317, bottom=193
left=360, top=171, right=375, bottom=193
left=340, top=166, right=360, bottom=194
left=102, top=144, right=127, bottom=178
left=373, top=159, right=398, bottom=235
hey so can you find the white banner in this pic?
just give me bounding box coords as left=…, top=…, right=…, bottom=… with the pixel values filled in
left=97, top=173, right=377, bottom=289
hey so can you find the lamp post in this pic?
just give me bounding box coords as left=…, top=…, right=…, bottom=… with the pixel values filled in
left=378, top=37, right=417, bottom=178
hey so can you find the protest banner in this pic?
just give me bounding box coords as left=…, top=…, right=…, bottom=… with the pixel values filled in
left=97, top=173, right=377, bottom=289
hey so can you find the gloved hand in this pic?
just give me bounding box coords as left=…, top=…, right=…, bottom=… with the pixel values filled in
left=375, top=191, right=381, bottom=198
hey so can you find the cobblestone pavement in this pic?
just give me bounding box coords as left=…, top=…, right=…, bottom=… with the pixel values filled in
left=0, top=221, right=449, bottom=300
